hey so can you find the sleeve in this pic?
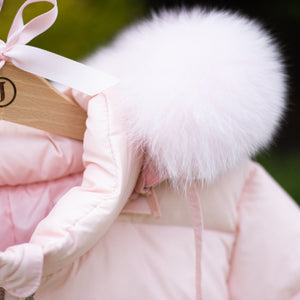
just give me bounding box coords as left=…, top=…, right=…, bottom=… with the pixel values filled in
left=228, top=162, right=300, bottom=300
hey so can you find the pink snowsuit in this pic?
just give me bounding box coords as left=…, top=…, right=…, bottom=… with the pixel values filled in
left=0, top=8, right=299, bottom=300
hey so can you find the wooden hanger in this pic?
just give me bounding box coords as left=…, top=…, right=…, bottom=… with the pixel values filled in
left=0, top=63, right=87, bottom=141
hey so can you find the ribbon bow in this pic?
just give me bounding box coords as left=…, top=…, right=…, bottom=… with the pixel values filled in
left=0, top=0, right=119, bottom=96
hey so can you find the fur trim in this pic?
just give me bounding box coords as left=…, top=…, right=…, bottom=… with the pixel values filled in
left=85, top=8, right=286, bottom=183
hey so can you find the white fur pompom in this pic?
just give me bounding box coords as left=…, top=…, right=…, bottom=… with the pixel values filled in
left=86, top=8, right=286, bottom=183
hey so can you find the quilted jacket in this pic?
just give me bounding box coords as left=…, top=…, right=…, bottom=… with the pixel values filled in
left=0, top=8, right=299, bottom=300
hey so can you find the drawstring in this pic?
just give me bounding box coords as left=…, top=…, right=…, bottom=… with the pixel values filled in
left=188, top=183, right=203, bottom=300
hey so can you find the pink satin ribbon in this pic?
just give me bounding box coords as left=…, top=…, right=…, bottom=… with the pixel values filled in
left=0, top=0, right=119, bottom=96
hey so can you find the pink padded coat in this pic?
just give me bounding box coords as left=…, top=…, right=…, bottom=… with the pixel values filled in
left=0, top=8, right=299, bottom=300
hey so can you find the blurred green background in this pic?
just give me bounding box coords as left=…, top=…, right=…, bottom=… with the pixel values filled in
left=0, top=0, right=145, bottom=60
left=0, top=0, right=299, bottom=204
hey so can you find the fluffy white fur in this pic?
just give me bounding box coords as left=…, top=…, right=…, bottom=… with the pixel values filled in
left=85, top=8, right=286, bottom=183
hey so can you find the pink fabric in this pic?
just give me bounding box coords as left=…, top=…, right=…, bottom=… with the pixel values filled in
left=0, top=121, right=84, bottom=186
left=36, top=222, right=197, bottom=300
left=292, top=291, right=300, bottom=300
left=0, top=89, right=142, bottom=297
left=0, top=173, right=82, bottom=252
left=0, top=244, right=43, bottom=298
left=0, top=88, right=299, bottom=299
left=228, top=163, right=300, bottom=299
left=30, top=92, right=142, bottom=277
left=127, top=173, right=205, bottom=299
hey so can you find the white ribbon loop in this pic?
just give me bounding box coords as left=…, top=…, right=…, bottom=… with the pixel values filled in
left=0, top=0, right=119, bottom=95
left=7, top=0, right=58, bottom=46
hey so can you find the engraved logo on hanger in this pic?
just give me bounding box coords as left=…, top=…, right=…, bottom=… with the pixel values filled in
left=0, top=77, right=17, bottom=107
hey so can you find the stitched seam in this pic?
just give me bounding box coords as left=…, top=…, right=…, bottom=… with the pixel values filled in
left=103, top=93, right=118, bottom=194
left=0, top=171, right=83, bottom=189
left=42, top=94, right=120, bottom=274
left=7, top=187, right=17, bottom=246
left=226, top=163, right=258, bottom=297
left=52, top=94, right=119, bottom=226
